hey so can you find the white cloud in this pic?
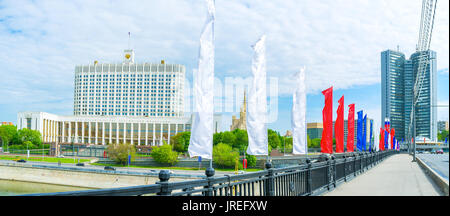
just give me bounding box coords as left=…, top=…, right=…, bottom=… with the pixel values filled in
left=0, top=0, right=448, bottom=120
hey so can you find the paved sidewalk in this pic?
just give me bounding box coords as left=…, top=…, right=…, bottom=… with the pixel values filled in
left=325, top=154, right=444, bottom=196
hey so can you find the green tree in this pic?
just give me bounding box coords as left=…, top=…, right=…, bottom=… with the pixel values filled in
left=12, top=128, right=42, bottom=147
left=245, top=154, right=257, bottom=167
left=106, top=143, right=136, bottom=165
left=213, top=143, right=240, bottom=168
left=213, top=132, right=223, bottom=146
left=232, top=129, right=248, bottom=153
left=221, top=131, right=236, bottom=146
left=0, top=125, right=18, bottom=147
left=438, top=130, right=449, bottom=141
left=151, top=143, right=179, bottom=166
left=171, top=131, right=191, bottom=153
left=268, top=131, right=280, bottom=149
left=310, top=138, right=321, bottom=148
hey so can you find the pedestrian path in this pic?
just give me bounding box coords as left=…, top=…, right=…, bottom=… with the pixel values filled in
left=325, top=154, right=443, bottom=196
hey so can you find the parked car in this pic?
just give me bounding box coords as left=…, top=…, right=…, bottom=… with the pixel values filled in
left=16, top=159, right=26, bottom=163
left=104, top=166, right=116, bottom=171
left=76, top=163, right=85, bottom=166
left=436, top=149, right=444, bottom=154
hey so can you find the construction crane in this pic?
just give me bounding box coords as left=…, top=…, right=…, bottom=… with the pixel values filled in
left=408, top=0, right=438, bottom=162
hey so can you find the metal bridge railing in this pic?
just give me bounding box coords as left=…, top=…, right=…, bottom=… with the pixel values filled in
left=22, top=150, right=397, bottom=196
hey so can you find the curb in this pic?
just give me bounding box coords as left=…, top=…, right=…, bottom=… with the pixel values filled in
left=416, top=157, right=449, bottom=196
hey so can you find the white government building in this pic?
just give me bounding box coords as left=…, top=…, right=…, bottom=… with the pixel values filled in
left=17, top=49, right=221, bottom=146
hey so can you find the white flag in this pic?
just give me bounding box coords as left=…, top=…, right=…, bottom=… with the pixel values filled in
left=292, top=67, right=307, bottom=155
left=246, top=35, right=268, bottom=156
left=188, top=0, right=215, bottom=159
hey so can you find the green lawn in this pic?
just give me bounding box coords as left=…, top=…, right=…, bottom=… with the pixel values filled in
left=0, top=155, right=91, bottom=164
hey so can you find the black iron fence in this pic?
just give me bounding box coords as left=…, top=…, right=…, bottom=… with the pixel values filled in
left=23, top=150, right=397, bottom=196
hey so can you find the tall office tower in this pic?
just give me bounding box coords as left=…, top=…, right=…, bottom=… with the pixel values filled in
left=73, top=49, right=185, bottom=117
left=381, top=49, right=437, bottom=141
left=409, top=50, right=437, bottom=141
left=381, top=50, right=406, bottom=140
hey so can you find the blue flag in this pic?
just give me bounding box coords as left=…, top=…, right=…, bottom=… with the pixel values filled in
left=369, top=119, right=373, bottom=152
left=384, top=130, right=389, bottom=149
left=357, top=111, right=363, bottom=151
left=363, top=114, right=367, bottom=151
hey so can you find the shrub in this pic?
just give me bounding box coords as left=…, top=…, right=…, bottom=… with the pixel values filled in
left=245, top=154, right=257, bottom=167
left=213, top=143, right=239, bottom=168
left=151, top=144, right=179, bottom=166
left=106, top=143, right=136, bottom=165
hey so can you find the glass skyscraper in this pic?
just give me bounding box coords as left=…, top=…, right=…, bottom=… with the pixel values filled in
left=381, top=49, right=437, bottom=141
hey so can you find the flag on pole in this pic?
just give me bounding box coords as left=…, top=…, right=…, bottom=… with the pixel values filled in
left=356, top=111, right=363, bottom=151
left=385, top=129, right=389, bottom=150
left=335, top=95, right=344, bottom=153
left=320, top=87, right=333, bottom=154
left=380, top=128, right=385, bottom=151
left=347, top=104, right=355, bottom=152
left=362, top=114, right=367, bottom=151
left=292, top=67, right=307, bottom=155
left=390, top=128, right=395, bottom=150
left=369, top=119, right=373, bottom=152
left=188, top=0, right=215, bottom=159
left=246, top=35, right=268, bottom=156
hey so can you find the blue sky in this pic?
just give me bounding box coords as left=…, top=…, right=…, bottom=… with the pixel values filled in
left=0, top=0, right=448, bottom=134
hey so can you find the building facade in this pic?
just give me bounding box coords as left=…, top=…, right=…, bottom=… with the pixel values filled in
left=230, top=91, right=247, bottom=131
left=307, top=123, right=323, bottom=140
left=17, top=49, right=222, bottom=145
left=73, top=50, right=185, bottom=117
left=438, top=121, right=449, bottom=132
left=381, top=49, right=437, bottom=141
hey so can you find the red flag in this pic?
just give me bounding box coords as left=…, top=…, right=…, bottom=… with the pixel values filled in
left=321, top=87, right=333, bottom=154
left=390, top=128, right=395, bottom=149
left=335, top=96, right=344, bottom=153
left=379, top=128, right=383, bottom=151
left=347, top=104, right=355, bottom=152
left=380, top=128, right=385, bottom=151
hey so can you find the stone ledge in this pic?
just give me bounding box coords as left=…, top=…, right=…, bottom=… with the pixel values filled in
left=416, top=157, right=449, bottom=196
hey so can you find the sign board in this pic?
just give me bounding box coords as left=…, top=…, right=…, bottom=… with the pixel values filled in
left=198, top=156, right=202, bottom=162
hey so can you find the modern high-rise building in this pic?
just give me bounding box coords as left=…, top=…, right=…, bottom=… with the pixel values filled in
left=381, top=49, right=437, bottom=141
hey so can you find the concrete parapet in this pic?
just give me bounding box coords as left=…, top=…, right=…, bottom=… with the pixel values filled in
left=416, top=157, right=449, bottom=196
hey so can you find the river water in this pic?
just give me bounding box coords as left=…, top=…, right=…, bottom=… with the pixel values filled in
left=0, top=179, right=92, bottom=196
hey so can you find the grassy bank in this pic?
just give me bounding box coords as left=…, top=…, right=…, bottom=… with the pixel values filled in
left=0, top=155, right=91, bottom=164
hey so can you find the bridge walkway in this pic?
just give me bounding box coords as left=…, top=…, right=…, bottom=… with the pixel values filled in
left=324, top=153, right=444, bottom=196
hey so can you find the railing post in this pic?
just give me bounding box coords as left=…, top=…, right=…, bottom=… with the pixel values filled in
left=264, top=160, right=275, bottom=196
left=343, top=156, right=347, bottom=182
left=353, top=153, right=357, bottom=177
left=331, top=155, right=336, bottom=188
left=204, top=167, right=215, bottom=196
left=156, top=170, right=172, bottom=196
left=306, top=159, right=312, bottom=195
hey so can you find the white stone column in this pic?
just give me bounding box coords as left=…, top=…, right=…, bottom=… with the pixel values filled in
left=153, top=123, right=156, bottom=146
left=168, top=123, right=171, bottom=145
left=88, top=122, right=91, bottom=144
left=81, top=121, right=85, bottom=144
left=75, top=122, right=78, bottom=143
left=138, top=123, right=141, bottom=146
left=145, top=123, right=149, bottom=146
left=102, top=122, right=105, bottom=145
left=62, top=121, right=65, bottom=143
left=95, top=121, right=98, bottom=145
left=68, top=122, right=72, bottom=143
left=109, top=122, right=112, bottom=144
left=130, top=123, right=134, bottom=145
left=160, top=123, right=163, bottom=146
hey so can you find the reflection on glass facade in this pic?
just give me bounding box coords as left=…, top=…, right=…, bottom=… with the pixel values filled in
left=381, top=49, right=437, bottom=141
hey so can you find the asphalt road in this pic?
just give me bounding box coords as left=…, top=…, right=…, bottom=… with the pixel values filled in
left=417, top=153, right=449, bottom=181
